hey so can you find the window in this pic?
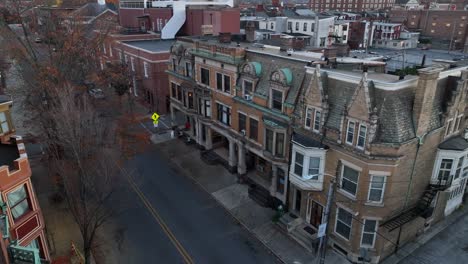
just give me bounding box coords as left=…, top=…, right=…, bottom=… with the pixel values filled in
left=361, top=219, right=377, bottom=247
left=288, top=22, right=292, bottom=31
left=277, top=168, right=285, bottom=194
left=0, top=112, right=10, bottom=134
left=303, top=23, right=308, bottom=31
left=243, top=80, right=253, bottom=96
left=119, top=52, right=123, bottom=62
left=368, top=175, right=385, bottom=203
left=311, top=23, right=315, bottom=32
left=185, top=62, right=192, bottom=77
left=216, top=103, right=231, bottom=126
left=446, top=119, right=453, bottom=136
left=335, top=208, right=352, bottom=240
left=456, top=115, right=463, bottom=131
left=266, top=129, right=274, bottom=153
left=308, top=157, right=320, bottom=179
left=124, top=54, right=128, bottom=64
left=314, top=110, right=321, bottom=131
left=276, top=132, right=285, bottom=157
left=130, top=57, right=135, bottom=71
left=172, top=58, right=177, bottom=71
left=249, top=118, right=258, bottom=141
left=7, top=185, right=31, bottom=220
left=438, top=159, right=453, bottom=182
left=171, top=83, right=177, bottom=98
left=173, top=85, right=180, bottom=101
left=455, top=157, right=464, bottom=179
left=295, top=22, right=299, bottom=31
left=346, top=121, right=355, bottom=144
left=294, top=152, right=304, bottom=176
left=204, top=100, right=211, bottom=117
left=188, top=92, right=194, bottom=109
left=270, top=22, right=274, bottom=30
left=201, top=68, right=210, bottom=86
left=144, top=62, right=149, bottom=78
left=271, top=89, right=283, bottom=111
left=357, top=125, right=367, bottom=149
left=216, top=73, right=231, bottom=93
left=238, top=113, right=246, bottom=133
left=341, top=165, right=359, bottom=197
left=305, top=108, right=313, bottom=128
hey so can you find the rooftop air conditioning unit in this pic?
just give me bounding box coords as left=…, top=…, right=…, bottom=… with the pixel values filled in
left=244, top=94, right=253, bottom=101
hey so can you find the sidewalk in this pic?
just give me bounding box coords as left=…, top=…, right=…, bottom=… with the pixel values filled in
left=27, top=144, right=85, bottom=263
left=153, top=137, right=348, bottom=264
left=382, top=202, right=468, bottom=264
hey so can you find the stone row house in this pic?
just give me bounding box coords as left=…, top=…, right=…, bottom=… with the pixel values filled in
left=167, top=35, right=468, bottom=263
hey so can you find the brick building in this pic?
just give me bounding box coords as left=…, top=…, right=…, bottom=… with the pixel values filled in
left=101, top=35, right=173, bottom=114
left=284, top=62, right=468, bottom=263
left=118, top=1, right=240, bottom=36
left=167, top=34, right=468, bottom=263
left=0, top=95, right=50, bottom=263
left=309, top=0, right=396, bottom=12
left=389, top=9, right=468, bottom=49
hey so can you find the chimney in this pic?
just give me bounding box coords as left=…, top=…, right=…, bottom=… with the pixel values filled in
left=413, top=67, right=443, bottom=137
left=219, top=32, right=232, bottom=43
left=245, top=21, right=256, bottom=42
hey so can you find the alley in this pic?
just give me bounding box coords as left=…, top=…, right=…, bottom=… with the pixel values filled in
left=400, top=213, right=468, bottom=264
left=103, top=142, right=282, bottom=264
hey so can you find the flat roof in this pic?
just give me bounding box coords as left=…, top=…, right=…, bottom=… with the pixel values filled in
left=122, top=39, right=174, bottom=53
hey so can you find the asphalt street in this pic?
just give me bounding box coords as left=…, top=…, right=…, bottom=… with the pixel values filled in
left=108, top=145, right=281, bottom=264
left=400, top=213, right=468, bottom=264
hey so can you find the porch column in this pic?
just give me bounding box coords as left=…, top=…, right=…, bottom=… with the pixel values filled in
left=205, top=127, right=213, bottom=150
left=228, top=138, right=237, bottom=168
left=237, top=143, right=246, bottom=175
left=270, top=165, right=278, bottom=196
left=170, top=106, right=176, bottom=126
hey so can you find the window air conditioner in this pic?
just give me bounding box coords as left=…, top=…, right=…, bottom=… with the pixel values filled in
left=244, top=94, right=252, bottom=101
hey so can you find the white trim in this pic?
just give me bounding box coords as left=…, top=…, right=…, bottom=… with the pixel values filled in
left=305, top=107, right=313, bottom=129
left=346, top=120, right=355, bottom=145
left=368, top=170, right=391, bottom=176
left=340, top=159, right=363, bottom=172
left=115, top=48, right=169, bottom=63
left=313, top=109, right=321, bottom=132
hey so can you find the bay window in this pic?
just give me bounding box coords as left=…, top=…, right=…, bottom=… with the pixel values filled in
left=308, top=157, right=320, bottom=179
left=455, top=157, right=464, bottom=179
left=438, top=159, right=453, bottom=183
left=7, top=185, right=31, bottom=220
left=335, top=208, right=352, bottom=240
left=294, top=152, right=304, bottom=176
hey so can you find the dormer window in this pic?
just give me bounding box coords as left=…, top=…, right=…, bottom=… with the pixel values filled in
left=346, top=121, right=355, bottom=145
left=357, top=124, right=367, bottom=149
left=0, top=112, right=10, bottom=134
left=305, top=107, right=321, bottom=132
left=271, top=89, right=283, bottom=111
left=185, top=62, right=192, bottom=77
left=243, top=80, right=253, bottom=97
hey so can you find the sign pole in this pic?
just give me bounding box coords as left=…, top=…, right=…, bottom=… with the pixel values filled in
left=317, top=179, right=335, bottom=264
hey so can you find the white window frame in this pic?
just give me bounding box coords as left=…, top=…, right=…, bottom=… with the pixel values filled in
left=144, top=62, right=149, bottom=78
left=339, top=161, right=361, bottom=198
left=346, top=120, right=355, bottom=145
left=313, top=110, right=321, bottom=132
left=357, top=124, right=367, bottom=149
left=270, top=88, right=284, bottom=112
left=445, top=118, right=454, bottom=137
left=216, top=72, right=231, bottom=94
left=305, top=107, right=313, bottom=129
left=455, top=114, right=464, bottom=131
left=130, top=57, right=135, bottom=72
left=334, top=207, right=353, bottom=241
left=243, top=80, right=254, bottom=97
left=367, top=175, right=386, bottom=204
left=360, top=219, right=378, bottom=248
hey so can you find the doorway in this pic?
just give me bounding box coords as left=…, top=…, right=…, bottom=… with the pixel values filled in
left=307, top=199, right=323, bottom=229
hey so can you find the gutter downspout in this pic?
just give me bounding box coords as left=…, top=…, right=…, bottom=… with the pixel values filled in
left=395, top=134, right=425, bottom=253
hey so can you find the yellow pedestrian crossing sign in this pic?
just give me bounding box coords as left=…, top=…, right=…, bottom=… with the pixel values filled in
left=152, top=112, right=160, bottom=123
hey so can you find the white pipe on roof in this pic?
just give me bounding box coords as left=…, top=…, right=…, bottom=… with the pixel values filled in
left=152, top=0, right=234, bottom=39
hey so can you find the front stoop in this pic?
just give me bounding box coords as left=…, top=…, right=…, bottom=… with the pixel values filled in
left=278, top=214, right=319, bottom=253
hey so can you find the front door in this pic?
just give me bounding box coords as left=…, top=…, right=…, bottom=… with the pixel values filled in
left=307, top=199, right=323, bottom=228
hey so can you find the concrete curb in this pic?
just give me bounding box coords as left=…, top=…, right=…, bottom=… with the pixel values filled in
left=381, top=203, right=468, bottom=264
left=160, top=139, right=287, bottom=264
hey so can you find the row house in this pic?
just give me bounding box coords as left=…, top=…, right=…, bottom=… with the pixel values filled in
left=284, top=62, right=468, bottom=263
left=100, top=35, right=173, bottom=114
left=309, top=0, right=396, bottom=13
left=0, top=96, right=50, bottom=263
left=167, top=35, right=309, bottom=206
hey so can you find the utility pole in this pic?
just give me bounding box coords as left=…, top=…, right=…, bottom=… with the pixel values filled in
left=317, top=179, right=336, bottom=264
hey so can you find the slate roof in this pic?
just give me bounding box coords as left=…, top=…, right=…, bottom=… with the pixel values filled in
left=246, top=51, right=308, bottom=109
left=439, top=136, right=468, bottom=151
left=292, top=132, right=328, bottom=149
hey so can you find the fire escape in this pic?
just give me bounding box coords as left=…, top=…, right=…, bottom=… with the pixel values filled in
left=380, top=178, right=452, bottom=231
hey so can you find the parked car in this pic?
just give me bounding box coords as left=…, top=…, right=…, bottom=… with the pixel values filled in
left=88, top=88, right=105, bottom=99
left=34, top=37, right=42, bottom=43
left=382, top=56, right=392, bottom=62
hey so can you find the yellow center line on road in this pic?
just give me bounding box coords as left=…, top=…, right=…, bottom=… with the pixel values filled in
left=117, top=164, right=195, bottom=264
